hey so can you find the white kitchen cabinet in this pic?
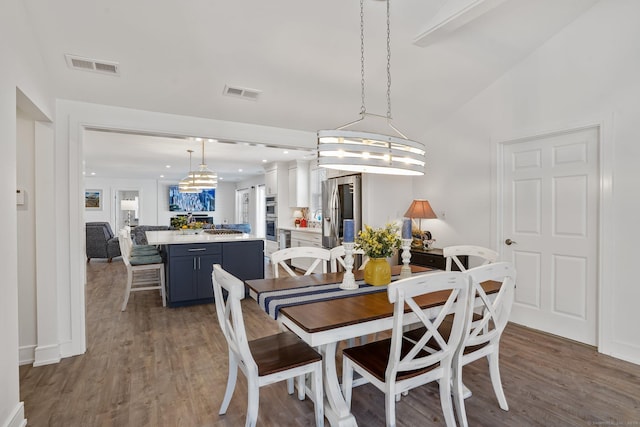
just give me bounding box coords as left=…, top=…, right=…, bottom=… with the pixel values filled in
left=309, top=165, right=325, bottom=218
left=265, top=168, right=277, bottom=196
left=264, top=161, right=290, bottom=219
left=290, top=229, right=324, bottom=273
left=288, top=160, right=310, bottom=207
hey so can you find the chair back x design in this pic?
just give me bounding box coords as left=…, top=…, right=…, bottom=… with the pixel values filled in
left=329, top=245, right=369, bottom=273
left=270, top=246, right=331, bottom=278
left=212, top=265, right=324, bottom=427
left=444, top=245, right=498, bottom=271
left=342, top=271, right=471, bottom=427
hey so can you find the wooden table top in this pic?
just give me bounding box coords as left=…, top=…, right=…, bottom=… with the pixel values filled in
left=245, top=264, right=429, bottom=295
left=245, top=265, right=500, bottom=334
left=280, top=279, right=501, bottom=334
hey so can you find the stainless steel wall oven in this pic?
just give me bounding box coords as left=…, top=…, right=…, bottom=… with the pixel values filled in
left=266, top=216, right=277, bottom=241
left=266, top=195, right=277, bottom=216
left=266, top=195, right=277, bottom=241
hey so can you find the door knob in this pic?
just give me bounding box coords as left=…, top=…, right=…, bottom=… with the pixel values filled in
left=505, top=239, right=517, bottom=246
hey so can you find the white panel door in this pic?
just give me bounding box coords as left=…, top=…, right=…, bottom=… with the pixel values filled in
left=501, top=127, right=599, bottom=345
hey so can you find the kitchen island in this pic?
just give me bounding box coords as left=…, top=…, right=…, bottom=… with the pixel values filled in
left=146, top=230, right=264, bottom=307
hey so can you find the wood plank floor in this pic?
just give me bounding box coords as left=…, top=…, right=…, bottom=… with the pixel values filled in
left=20, top=259, right=640, bottom=426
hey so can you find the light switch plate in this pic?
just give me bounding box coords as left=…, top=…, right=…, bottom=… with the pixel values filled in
left=16, top=188, right=25, bottom=205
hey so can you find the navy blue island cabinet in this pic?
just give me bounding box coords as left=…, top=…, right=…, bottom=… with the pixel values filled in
left=161, top=239, right=264, bottom=307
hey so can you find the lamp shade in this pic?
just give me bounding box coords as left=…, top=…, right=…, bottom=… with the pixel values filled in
left=120, top=199, right=138, bottom=211
left=404, top=199, right=437, bottom=219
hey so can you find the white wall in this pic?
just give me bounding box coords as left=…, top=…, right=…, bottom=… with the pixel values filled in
left=362, top=174, right=414, bottom=228
left=416, top=0, right=640, bottom=364
left=84, top=177, right=239, bottom=229
left=16, top=109, right=37, bottom=366
left=84, top=177, right=159, bottom=227
left=1, top=1, right=54, bottom=426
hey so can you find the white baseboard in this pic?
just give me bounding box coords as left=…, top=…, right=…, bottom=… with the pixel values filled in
left=33, top=343, right=61, bottom=367
left=18, top=345, right=35, bottom=366
left=601, top=341, right=640, bottom=366
left=2, top=402, right=27, bottom=427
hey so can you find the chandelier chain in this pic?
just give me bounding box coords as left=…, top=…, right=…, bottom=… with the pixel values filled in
left=386, top=0, right=392, bottom=119
left=360, top=0, right=366, bottom=116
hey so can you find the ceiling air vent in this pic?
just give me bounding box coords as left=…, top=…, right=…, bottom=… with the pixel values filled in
left=223, top=85, right=262, bottom=101
left=65, top=54, right=120, bottom=76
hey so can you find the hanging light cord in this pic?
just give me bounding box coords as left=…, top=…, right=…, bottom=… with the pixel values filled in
left=336, top=0, right=408, bottom=139
left=188, top=149, right=194, bottom=184
left=360, top=0, right=366, bottom=117
left=386, top=0, right=392, bottom=120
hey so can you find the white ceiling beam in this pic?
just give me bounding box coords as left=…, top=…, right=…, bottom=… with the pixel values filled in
left=413, top=0, right=508, bottom=47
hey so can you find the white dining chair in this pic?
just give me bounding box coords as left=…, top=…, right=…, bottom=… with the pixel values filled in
left=451, top=262, right=516, bottom=427
left=329, top=245, right=369, bottom=273
left=212, top=265, right=324, bottom=427
left=270, top=246, right=331, bottom=278
left=118, top=229, right=166, bottom=311
left=403, top=261, right=516, bottom=426
left=342, top=271, right=471, bottom=427
left=443, top=245, right=499, bottom=271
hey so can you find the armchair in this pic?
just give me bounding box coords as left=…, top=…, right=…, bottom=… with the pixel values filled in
left=85, top=222, right=121, bottom=262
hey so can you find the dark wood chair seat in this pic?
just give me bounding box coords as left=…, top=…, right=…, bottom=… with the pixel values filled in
left=249, top=331, right=322, bottom=377
left=342, top=337, right=437, bottom=382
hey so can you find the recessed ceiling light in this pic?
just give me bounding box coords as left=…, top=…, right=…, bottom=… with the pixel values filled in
left=90, top=172, right=96, bottom=176
left=262, top=159, right=267, bottom=163
left=219, top=177, right=224, bottom=180
left=160, top=175, right=165, bottom=178
left=238, top=169, right=243, bottom=172
left=283, top=151, right=289, bottom=154
left=165, top=165, right=171, bottom=168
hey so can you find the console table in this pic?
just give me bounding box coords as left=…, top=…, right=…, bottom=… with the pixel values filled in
left=409, top=247, right=468, bottom=271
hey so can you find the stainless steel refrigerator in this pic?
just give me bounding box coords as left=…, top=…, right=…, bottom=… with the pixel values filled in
left=322, top=174, right=362, bottom=249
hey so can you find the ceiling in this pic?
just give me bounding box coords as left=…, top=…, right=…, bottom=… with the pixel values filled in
left=83, top=129, right=315, bottom=182
left=23, top=0, right=599, bottom=181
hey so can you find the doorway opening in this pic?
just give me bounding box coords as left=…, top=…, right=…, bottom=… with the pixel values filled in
left=115, top=189, right=140, bottom=231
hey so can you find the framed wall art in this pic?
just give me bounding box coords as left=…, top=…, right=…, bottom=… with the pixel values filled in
left=85, top=189, right=103, bottom=210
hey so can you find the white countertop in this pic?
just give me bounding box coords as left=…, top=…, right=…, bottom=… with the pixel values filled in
left=278, top=225, right=322, bottom=234
left=146, top=230, right=264, bottom=245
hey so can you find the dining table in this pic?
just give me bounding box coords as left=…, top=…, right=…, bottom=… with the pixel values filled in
left=244, top=265, right=501, bottom=427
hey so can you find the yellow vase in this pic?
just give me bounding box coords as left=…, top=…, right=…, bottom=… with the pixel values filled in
left=364, top=257, right=392, bottom=286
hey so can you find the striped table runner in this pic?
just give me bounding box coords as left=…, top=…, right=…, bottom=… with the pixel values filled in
left=257, top=280, right=386, bottom=320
